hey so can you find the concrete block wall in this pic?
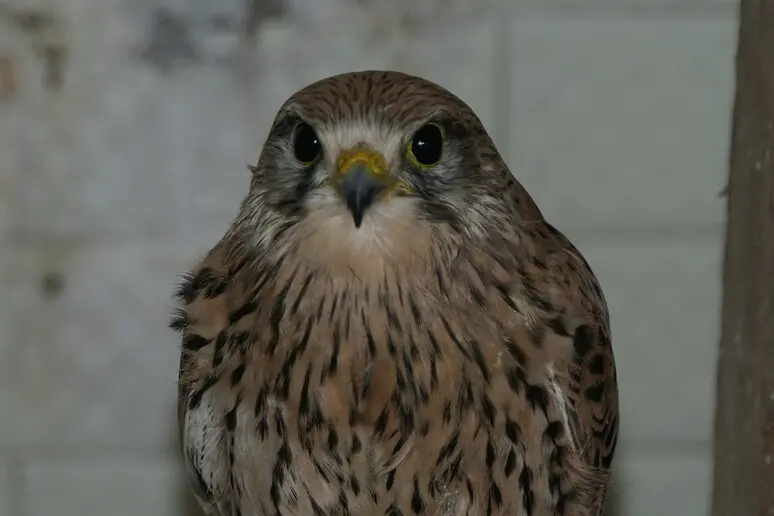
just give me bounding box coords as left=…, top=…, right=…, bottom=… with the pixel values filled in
left=0, top=0, right=736, bottom=514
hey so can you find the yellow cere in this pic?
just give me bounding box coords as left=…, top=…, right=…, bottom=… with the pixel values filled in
left=334, top=148, right=414, bottom=198
left=336, top=148, right=388, bottom=179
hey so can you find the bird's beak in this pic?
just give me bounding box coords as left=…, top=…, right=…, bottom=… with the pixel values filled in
left=333, top=148, right=391, bottom=228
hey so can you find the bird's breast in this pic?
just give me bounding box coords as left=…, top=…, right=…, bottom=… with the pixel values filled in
left=181, top=246, right=584, bottom=515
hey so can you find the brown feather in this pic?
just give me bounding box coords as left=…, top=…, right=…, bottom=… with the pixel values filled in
left=173, top=70, right=618, bottom=516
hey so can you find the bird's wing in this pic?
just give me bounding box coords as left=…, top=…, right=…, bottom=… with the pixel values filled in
left=561, top=313, right=619, bottom=473
left=513, top=219, right=619, bottom=479
left=173, top=252, right=240, bottom=516
left=492, top=220, right=618, bottom=505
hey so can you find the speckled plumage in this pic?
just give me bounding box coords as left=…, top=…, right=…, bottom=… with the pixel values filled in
left=172, top=71, right=618, bottom=516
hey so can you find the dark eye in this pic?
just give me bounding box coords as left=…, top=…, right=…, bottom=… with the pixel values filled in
left=293, top=122, right=321, bottom=164
left=408, top=123, right=444, bottom=167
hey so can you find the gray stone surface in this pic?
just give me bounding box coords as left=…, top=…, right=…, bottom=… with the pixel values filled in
left=578, top=235, right=722, bottom=445
left=502, top=0, right=734, bottom=10
left=614, top=449, right=712, bottom=516
left=6, top=9, right=252, bottom=240
left=23, top=455, right=191, bottom=516
left=0, top=242, right=197, bottom=451
left=507, top=16, right=736, bottom=232
left=0, top=462, right=9, bottom=516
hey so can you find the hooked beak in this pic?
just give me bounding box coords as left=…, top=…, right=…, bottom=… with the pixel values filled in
left=333, top=148, right=390, bottom=228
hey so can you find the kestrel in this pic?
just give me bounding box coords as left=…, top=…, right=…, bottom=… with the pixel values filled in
left=172, top=70, right=618, bottom=516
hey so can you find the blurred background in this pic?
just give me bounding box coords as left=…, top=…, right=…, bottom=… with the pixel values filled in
left=0, top=0, right=735, bottom=515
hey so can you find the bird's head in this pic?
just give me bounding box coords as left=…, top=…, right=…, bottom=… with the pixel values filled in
left=233, top=71, right=540, bottom=272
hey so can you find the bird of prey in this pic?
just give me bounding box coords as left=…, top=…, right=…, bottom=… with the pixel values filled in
left=172, top=70, right=618, bottom=516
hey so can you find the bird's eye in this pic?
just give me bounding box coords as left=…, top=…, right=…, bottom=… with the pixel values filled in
left=408, top=123, right=444, bottom=167
left=293, top=122, right=322, bottom=165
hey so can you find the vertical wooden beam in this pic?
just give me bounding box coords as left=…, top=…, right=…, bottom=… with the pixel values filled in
left=711, top=1, right=774, bottom=515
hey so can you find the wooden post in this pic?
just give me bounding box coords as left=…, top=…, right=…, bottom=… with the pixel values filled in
left=711, top=1, right=774, bottom=514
